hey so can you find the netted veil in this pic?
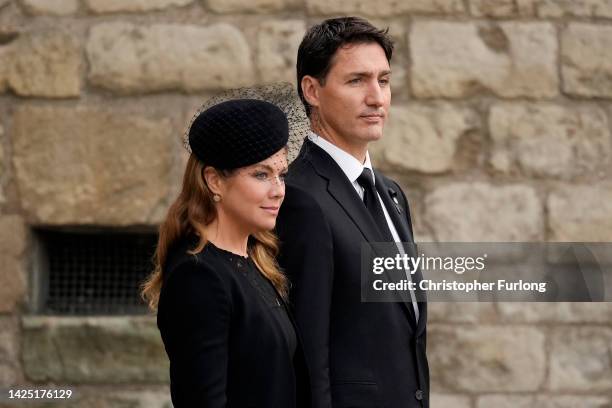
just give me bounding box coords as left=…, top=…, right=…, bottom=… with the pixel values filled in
left=183, top=82, right=310, bottom=164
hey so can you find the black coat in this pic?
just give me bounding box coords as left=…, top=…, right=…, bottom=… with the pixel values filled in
left=157, top=238, right=311, bottom=408
left=276, top=140, right=429, bottom=408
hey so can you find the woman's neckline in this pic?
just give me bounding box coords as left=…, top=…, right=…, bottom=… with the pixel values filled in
left=206, top=240, right=249, bottom=260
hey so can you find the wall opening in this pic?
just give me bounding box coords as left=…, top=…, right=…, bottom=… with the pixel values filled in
left=32, top=228, right=157, bottom=315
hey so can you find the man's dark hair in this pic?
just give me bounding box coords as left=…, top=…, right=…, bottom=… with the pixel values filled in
left=296, top=16, right=394, bottom=116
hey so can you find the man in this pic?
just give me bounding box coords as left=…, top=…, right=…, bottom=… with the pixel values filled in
left=276, top=16, right=429, bottom=408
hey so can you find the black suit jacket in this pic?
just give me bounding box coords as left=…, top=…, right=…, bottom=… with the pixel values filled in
left=157, top=238, right=311, bottom=408
left=276, top=139, right=429, bottom=408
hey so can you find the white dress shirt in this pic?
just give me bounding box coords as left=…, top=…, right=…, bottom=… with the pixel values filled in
left=308, top=132, right=419, bottom=321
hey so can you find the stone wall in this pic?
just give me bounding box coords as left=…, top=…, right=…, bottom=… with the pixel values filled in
left=0, top=0, right=610, bottom=407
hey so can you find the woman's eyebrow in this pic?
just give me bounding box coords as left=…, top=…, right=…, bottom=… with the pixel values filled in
left=250, top=164, right=272, bottom=171
left=252, top=164, right=288, bottom=173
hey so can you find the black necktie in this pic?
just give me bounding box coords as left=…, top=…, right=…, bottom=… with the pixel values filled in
left=357, top=168, right=394, bottom=242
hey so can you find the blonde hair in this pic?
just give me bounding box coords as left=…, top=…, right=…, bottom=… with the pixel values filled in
left=141, top=154, right=288, bottom=310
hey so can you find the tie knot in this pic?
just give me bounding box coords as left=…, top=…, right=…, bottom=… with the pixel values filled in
left=357, top=168, right=375, bottom=189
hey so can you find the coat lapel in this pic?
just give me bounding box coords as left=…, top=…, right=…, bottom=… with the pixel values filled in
left=374, top=175, right=414, bottom=244
left=302, top=140, right=386, bottom=244
left=374, top=173, right=427, bottom=334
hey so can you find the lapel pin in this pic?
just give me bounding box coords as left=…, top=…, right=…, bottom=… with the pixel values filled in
left=389, top=189, right=402, bottom=214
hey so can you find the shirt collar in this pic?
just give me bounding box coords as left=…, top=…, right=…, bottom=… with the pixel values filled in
left=308, top=131, right=374, bottom=184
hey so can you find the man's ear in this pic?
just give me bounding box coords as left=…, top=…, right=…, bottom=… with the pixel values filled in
left=202, top=166, right=224, bottom=196
left=301, top=75, right=321, bottom=109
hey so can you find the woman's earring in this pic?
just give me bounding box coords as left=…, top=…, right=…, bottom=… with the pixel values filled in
left=213, top=194, right=221, bottom=202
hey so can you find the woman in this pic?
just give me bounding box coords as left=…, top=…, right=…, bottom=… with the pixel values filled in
left=141, top=99, right=310, bottom=408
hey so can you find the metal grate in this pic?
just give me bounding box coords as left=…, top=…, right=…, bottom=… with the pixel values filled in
left=37, top=229, right=157, bottom=315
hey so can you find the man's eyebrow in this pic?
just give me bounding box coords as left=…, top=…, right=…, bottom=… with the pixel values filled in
left=345, top=69, right=392, bottom=77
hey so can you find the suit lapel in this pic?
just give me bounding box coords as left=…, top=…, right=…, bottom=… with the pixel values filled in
left=375, top=173, right=427, bottom=334
left=302, top=140, right=385, bottom=244
left=374, top=175, right=414, bottom=244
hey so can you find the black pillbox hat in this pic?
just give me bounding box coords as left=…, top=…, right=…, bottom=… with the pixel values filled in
left=188, top=99, right=289, bottom=170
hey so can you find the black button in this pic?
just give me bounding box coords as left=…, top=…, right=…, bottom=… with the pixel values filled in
left=236, top=260, right=242, bottom=268
left=415, top=389, right=423, bottom=400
